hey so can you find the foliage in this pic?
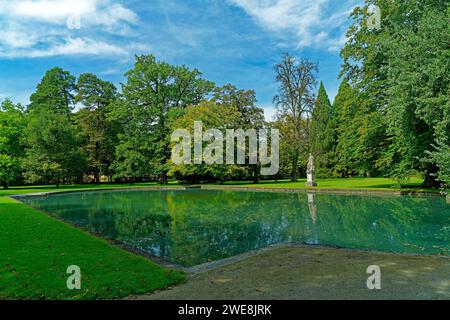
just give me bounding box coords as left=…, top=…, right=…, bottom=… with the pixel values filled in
left=0, top=100, right=27, bottom=188
left=309, top=82, right=336, bottom=178
left=111, top=55, right=214, bottom=184
left=168, top=100, right=245, bottom=183
left=75, top=73, right=119, bottom=183
left=3, top=4, right=448, bottom=189
left=341, top=0, right=449, bottom=187
left=274, top=53, right=318, bottom=182
left=23, top=68, right=85, bottom=187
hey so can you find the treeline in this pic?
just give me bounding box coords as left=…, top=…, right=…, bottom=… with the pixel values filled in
left=308, top=0, right=449, bottom=188
left=0, top=56, right=269, bottom=188
left=0, top=0, right=448, bottom=189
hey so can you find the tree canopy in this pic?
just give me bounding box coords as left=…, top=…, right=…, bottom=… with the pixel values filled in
left=1, top=2, right=448, bottom=191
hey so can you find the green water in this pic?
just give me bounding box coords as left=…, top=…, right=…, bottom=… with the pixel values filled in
left=22, top=190, right=450, bottom=267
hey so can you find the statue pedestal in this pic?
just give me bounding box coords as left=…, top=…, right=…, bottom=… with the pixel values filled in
left=306, top=173, right=317, bottom=187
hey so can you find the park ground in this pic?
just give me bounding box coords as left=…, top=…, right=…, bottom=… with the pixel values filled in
left=138, top=245, right=450, bottom=300
left=0, top=177, right=447, bottom=300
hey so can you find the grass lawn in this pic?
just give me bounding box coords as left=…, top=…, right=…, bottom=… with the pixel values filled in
left=0, top=181, right=182, bottom=197
left=218, top=177, right=440, bottom=193
left=0, top=196, right=184, bottom=300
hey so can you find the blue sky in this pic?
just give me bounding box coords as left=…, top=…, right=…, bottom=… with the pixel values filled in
left=0, top=0, right=362, bottom=119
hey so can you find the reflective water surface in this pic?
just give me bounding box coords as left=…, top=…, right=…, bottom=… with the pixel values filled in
left=22, top=190, right=450, bottom=267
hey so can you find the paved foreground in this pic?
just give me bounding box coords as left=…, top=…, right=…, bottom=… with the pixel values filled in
left=136, top=246, right=450, bottom=300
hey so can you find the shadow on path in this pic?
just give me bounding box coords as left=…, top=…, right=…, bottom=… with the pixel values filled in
left=135, top=246, right=450, bottom=300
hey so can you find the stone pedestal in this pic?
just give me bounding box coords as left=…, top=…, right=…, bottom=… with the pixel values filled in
left=306, top=173, right=317, bottom=187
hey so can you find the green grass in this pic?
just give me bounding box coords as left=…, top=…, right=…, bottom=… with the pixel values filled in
left=216, top=177, right=439, bottom=193
left=0, top=196, right=184, bottom=300
left=0, top=181, right=182, bottom=197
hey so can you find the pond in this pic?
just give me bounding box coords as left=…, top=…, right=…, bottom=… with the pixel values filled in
left=21, top=189, right=450, bottom=267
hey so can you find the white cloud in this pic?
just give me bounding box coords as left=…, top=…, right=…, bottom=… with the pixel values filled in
left=3, top=0, right=96, bottom=22
left=0, top=29, right=38, bottom=48
left=29, top=37, right=128, bottom=57
left=0, top=0, right=137, bottom=26
left=0, top=0, right=140, bottom=58
left=228, top=0, right=357, bottom=49
left=0, top=37, right=153, bottom=58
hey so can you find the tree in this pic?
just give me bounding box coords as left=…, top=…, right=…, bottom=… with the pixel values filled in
left=333, top=79, right=384, bottom=177
left=112, top=55, right=214, bottom=184
left=24, top=67, right=85, bottom=187
left=340, top=0, right=449, bottom=187
left=213, top=84, right=265, bottom=183
left=430, top=140, right=450, bottom=192
left=0, top=100, right=27, bottom=189
left=168, top=100, right=243, bottom=183
left=75, top=73, right=119, bottom=184
left=274, top=115, right=308, bottom=180
left=274, top=54, right=318, bottom=182
left=383, top=4, right=449, bottom=187
left=213, top=84, right=265, bottom=127
left=309, top=82, right=336, bottom=178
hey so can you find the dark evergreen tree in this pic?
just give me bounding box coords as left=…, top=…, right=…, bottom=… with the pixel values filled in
left=309, top=82, right=335, bottom=178
left=24, top=67, right=85, bottom=187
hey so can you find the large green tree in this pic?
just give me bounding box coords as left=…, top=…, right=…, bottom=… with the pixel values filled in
left=274, top=54, right=318, bottom=182
left=168, top=100, right=243, bottom=183
left=75, top=73, right=119, bottom=184
left=0, top=99, right=27, bottom=189
left=24, top=67, right=85, bottom=187
left=309, top=82, right=335, bottom=178
left=213, top=84, right=266, bottom=182
left=112, top=55, right=214, bottom=184
left=340, top=0, right=449, bottom=186
left=382, top=4, right=449, bottom=187
left=333, top=79, right=386, bottom=177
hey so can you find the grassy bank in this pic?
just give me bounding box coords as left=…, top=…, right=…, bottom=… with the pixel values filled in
left=0, top=177, right=437, bottom=198
left=0, top=181, right=183, bottom=197
left=218, top=177, right=440, bottom=193
left=0, top=196, right=184, bottom=300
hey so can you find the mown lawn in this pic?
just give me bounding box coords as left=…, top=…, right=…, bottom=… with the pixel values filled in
left=0, top=196, right=184, bottom=300
left=0, top=181, right=182, bottom=197
left=219, top=177, right=439, bottom=193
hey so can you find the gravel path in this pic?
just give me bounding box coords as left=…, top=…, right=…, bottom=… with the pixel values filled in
left=135, top=246, right=450, bottom=300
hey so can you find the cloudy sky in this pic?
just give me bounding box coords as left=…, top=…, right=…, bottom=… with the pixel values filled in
left=0, top=0, right=362, bottom=119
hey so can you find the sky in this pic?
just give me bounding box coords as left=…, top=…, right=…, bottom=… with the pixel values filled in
left=0, top=0, right=362, bottom=120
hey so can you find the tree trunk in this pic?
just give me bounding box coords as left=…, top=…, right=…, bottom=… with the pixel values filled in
left=422, top=164, right=440, bottom=189
left=94, top=170, right=100, bottom=185
left=252, top=164, right=260, bottom=184
left=291, top=155, right=299, bottom=182
left=2, top=182, right=8, bottom=190
left=159, top=170, right=168, bottom=185
left=56, top=178, right=60, bottom=188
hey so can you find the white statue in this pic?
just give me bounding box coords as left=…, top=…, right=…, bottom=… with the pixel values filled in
left=306, top=153, right=317, bottom=187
